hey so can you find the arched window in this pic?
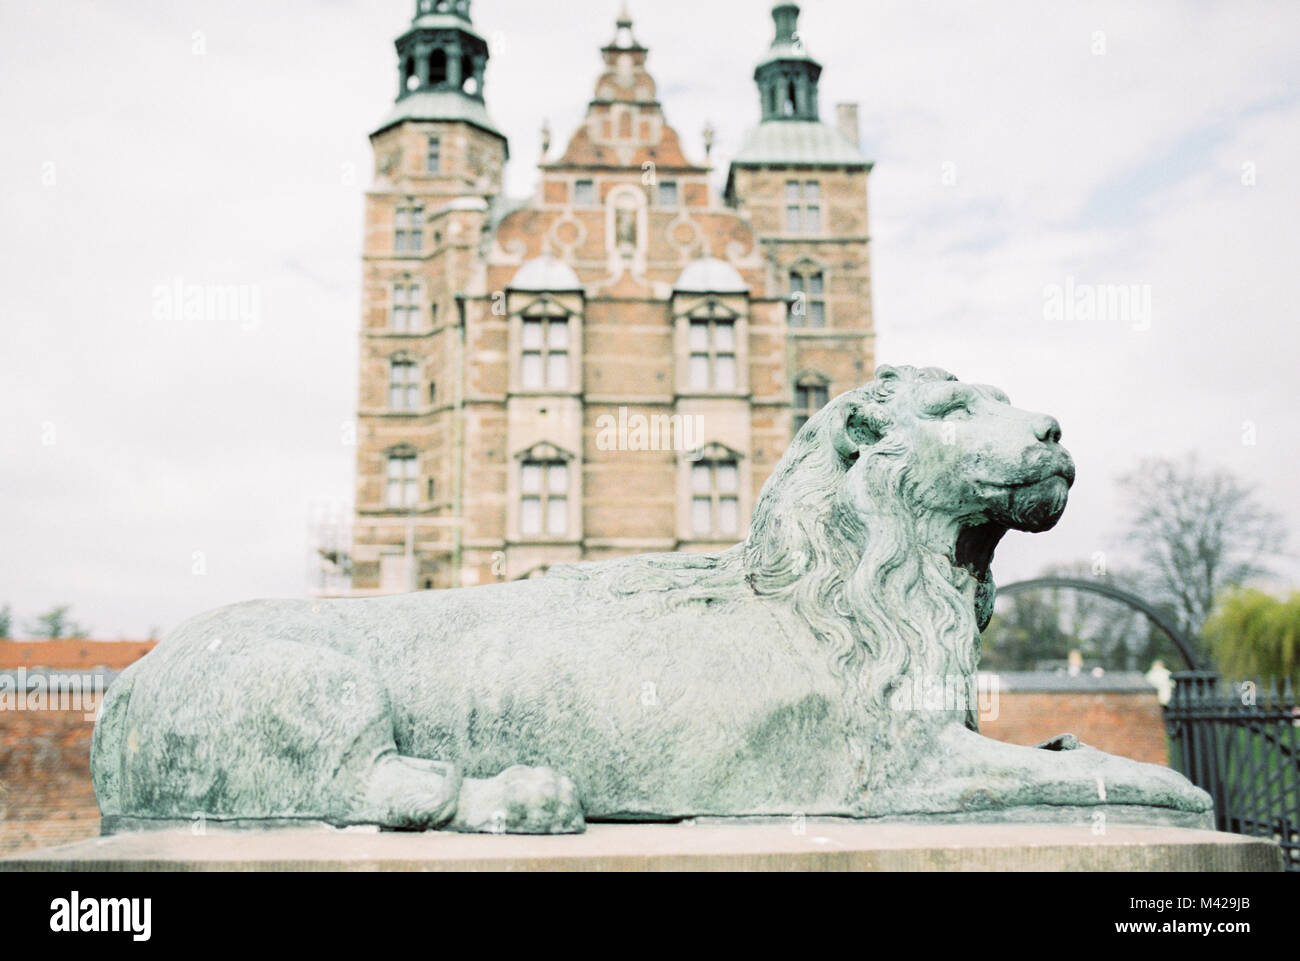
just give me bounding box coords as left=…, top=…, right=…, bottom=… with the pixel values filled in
left=429, top=49, right=448, bottom=86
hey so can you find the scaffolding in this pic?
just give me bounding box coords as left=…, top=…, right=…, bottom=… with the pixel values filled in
left=307, top=499, right=354, bottom=597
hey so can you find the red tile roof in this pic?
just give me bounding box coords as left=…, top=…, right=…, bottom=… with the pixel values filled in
left=0, top=640, right=156, bottom=671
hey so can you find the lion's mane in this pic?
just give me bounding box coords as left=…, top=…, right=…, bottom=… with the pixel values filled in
left=549, top=366, right=985, bottom=794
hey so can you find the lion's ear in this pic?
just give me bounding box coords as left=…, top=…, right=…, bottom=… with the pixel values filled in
left=832, top=401, right=886, bottom=461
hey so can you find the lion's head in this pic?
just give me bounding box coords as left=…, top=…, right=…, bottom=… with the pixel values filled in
left=746, top=365, right=1074, bottom=622
left=833, top=366, right=1074, bottom=535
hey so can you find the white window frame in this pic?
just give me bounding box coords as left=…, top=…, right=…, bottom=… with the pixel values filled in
left=690, top=458, right=741, bottom=539
left=789, top=267, right=827, bottom=328
left=784, top=180, right=822, bottom=235
left=389, top=358, right=420, bottom=411
left=687, top=312, right=738, bottom=392
left=520, top=311, right=571, bottom=391
left=395, top=203, right=424, bottom=254
left=392, top=281, right=423, bottom=332
left=519, top=459, right=570, bottom=538
left=385, top=450, right=419, bottom=509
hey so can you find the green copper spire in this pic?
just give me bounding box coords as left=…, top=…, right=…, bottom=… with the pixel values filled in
left=395, top=0, right=488, bottom=102
left=374, top=0, right=505, bottom=148
left=756, top=1, right=823, bottom=122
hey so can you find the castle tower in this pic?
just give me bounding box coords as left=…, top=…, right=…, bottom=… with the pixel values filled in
left=349, top=0, right=509, bottom=595
left=345, top=2, right=875, bottom=595
left=726, top=1, right=874, bottom=412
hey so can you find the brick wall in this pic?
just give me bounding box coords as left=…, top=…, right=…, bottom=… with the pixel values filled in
left=0, top=707, right=100, bottom=854
left=981, top=691, right=1169, bottom=765
left=0, top=640, right=156, bottom=854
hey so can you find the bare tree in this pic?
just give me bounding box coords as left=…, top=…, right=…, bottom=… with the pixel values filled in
left=1119, top=454, right=1285, bottom=648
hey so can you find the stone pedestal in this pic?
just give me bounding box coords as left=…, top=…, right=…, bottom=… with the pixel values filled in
left=0, top=821, right=1283, bottom=872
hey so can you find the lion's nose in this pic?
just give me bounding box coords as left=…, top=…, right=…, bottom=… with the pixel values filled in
left=1033, top=416, right=1062, bottom=444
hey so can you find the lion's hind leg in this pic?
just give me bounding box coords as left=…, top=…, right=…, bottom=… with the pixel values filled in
left=117, top=637, right=465, bottom=831
left=301, top=662, right=583, bottom=834
left=340, top=752, right=462, bottom=830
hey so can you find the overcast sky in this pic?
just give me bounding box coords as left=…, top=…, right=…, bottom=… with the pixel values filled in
left=1, top=0, right=1297, bottom=639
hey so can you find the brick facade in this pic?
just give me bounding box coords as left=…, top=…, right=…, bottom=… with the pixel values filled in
left=0, top=707, right=101, bottom=854
left=348, top=4, right=875, bottom=593
left=981, top=690, right=1169, bottom=765
left=0, top=641, right=155, bottom=854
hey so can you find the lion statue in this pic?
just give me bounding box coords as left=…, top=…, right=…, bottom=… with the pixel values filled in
left=91, top=365, right=1211, bottom=833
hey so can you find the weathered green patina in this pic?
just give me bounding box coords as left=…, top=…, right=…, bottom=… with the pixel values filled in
left=91, top=366, right=1212, bottom=833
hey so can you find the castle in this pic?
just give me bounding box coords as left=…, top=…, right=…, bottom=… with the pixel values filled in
left=348, top=0, right=874, bottom=593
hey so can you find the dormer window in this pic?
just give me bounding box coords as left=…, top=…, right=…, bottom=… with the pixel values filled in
left=688, top=316, right=737, bottom=391
left=521, top=314, right=570, bottom=389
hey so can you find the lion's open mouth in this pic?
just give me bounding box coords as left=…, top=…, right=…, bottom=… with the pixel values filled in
left=953, top=522, right=1005, bottom=583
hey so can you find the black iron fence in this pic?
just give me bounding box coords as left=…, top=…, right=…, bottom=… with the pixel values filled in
left=1165, top=671, right=1300, bottom=871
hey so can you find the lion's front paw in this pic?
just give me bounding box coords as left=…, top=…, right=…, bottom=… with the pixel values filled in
left=452, top=765, right=586, bottom=835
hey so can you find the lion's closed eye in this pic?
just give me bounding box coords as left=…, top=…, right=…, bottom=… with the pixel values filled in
left=923, top=388, right=975, bottom=418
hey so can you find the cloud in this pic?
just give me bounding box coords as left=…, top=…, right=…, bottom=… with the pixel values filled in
left=1, top=0, right=1297, bottom=636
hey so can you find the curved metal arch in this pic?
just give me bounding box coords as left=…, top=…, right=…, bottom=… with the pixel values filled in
left=996, top=577, right=1200, bottom=671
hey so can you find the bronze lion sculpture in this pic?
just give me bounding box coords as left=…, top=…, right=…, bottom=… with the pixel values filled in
left=91, top=365, right=1211, bottom=833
